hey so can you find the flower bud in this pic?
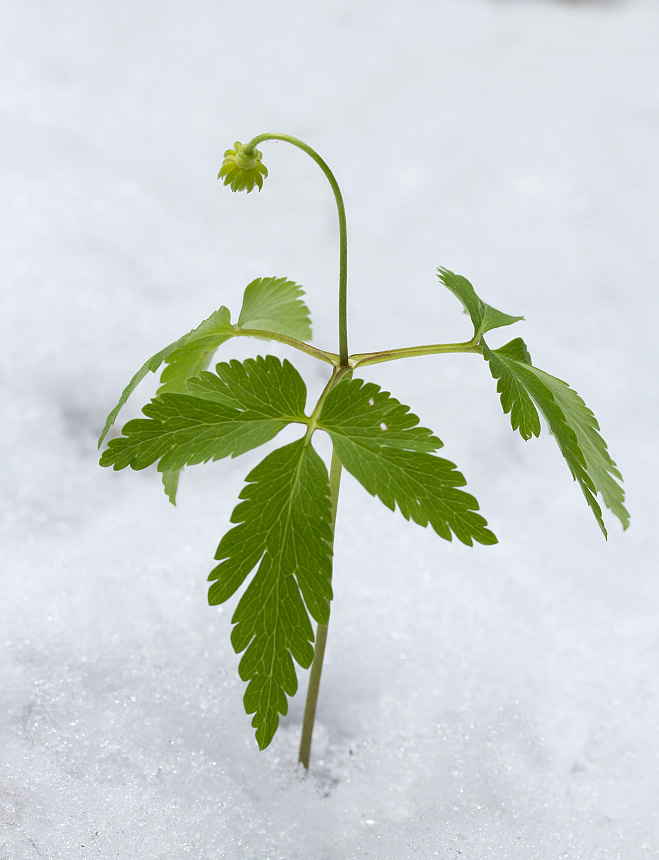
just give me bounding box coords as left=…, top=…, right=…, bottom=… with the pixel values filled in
left=218, top=141, right=268, bottom=193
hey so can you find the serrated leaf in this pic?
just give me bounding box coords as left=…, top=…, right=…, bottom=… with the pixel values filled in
left=493, top=336, right=533, bottom=366
left=100, top=357, right=308, bottom=474
left=161, top=469, right=180, bottom=505
left=528, top=364, right=629, bottom=531
left=209, top=438, right=333, bottom=750
left=485, top=338, right=541, bottom=441
left=156, top=307, right=234, bottom=503
left=484, top=339, right=628, bottom=535
left=98, top=338, right=187, bottom=448
left=318, top=377, right=497, bottom=546
left=317, top=376, right=443, bottom=453
left=438, top=268, right=523, bottom=341
left=187, top=355, right=308, bottom=411
left=98, top=306, right=234, bottom=449
left=237, top=277, right=312, bottom=341
left=158, top=306, right=233, bottom=395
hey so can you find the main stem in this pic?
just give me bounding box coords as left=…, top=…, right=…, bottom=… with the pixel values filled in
left=245, top=133, right=349, bottom=367
left=298, top=447, right=343, bottom=770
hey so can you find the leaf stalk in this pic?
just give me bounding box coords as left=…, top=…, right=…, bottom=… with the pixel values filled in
left=233, top=325, right=482, bottom=373
left=233, top=327, right=339, bottom=366
left=349, top=340, right=481, bottom=369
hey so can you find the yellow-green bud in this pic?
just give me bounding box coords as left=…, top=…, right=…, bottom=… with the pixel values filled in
left=217, top=141, right=268, bottom=193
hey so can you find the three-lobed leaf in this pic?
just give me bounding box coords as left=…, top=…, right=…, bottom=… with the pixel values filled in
left=98, top=276, right=312, bottom=450
left=438, top=268, right=523, bottom=341
left=209, top=438, right=333, bottom=750
left=318, top=377, right=497, bottom=547
left=100, top=356, right=308, bottom=474
left=484, top=338, right=628, bottom=535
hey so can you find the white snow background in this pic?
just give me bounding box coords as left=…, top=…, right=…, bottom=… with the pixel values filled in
left=2, top=0, right=658, bottom=857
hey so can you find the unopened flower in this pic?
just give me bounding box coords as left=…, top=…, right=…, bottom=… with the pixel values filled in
left=218, top=142, right=268, bottom=193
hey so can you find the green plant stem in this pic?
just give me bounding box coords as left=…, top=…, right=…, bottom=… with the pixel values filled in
left=298, top=446, right=343, bottom=770
left=304, top=365, right=353, bottom=439
left=233, top=327, right=481, bottom=374
left=234, top=328, right=339, bottom=366
left=349, top=340, right=482, bottom=369
left=245, top=133, right=349, bottom=367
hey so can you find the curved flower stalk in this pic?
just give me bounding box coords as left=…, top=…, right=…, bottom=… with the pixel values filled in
left=228, top=133, right=350, bottom=368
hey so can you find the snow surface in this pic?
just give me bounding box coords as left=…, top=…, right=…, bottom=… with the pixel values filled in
left=2, top=0, right=658, bottom=857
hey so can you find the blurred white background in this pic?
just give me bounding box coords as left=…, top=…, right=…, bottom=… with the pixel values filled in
left=2, top=1, right=658, bottom=857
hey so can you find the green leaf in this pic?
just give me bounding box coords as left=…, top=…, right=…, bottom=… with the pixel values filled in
left=484, top=338, right=628, bottom=535
left=317, top=376, right=443, bottom=453
left=98, top=306, right=234, bottom=449
left=100, top=357, right=308, bottom=474
left=158, top=306, right=233, bottom=395
left=318, top=377, right=497, bottom=547
left=541, top=369, right=629, bottom=531
left=161, top=469, right=180, bottom=505
left=98, top=338, right=187, bottom=448
left=187, top=355, right=307, bottom=411
left=237, top=277, right=312, bottom=341
left=494, top=336, right=533, bottom=366
left=156, top=307, right=234, bottom=504
left=485, top=338, right=541, bottom=441
left=99, top=277, right=312, bottom=453
left=438, top=268, right=523, bottom=341
left=209, top=438, right=333, bottom=750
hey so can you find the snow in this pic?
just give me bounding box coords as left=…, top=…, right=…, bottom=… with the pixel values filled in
left=2, top=0, right=658, bottom=857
